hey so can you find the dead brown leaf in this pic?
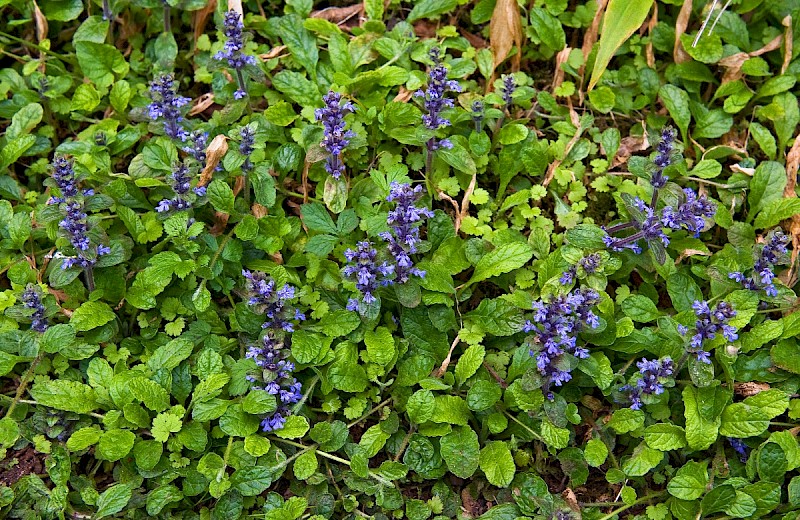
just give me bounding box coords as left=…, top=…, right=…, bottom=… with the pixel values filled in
left=193, top=0, right=217, bottom=48
left=260, top=45, right=288, bottom=61
left=210, top=211, right=230, bottom=236
left=645, top=2, right=658, bottom=68
left=720, top=35, right=783, bottom=83
left=251, top=203, right=268, bottom=218
left=460, top=29, right=487, bottom=49
left=32, top=0, right=48, bottom=71
left=611, top=132, right=649, bottom=168
left=562, top=489, right=581, bottom=517
left=783, top=15, right=793, bottom=74
left=311, top=4, right=363, bottom=27
left=580, top=0, right=608, bottom=77
left=189, top=93, right=215, bottom=116
left=227, top=0, right=242, bottom=16
left=393, top=86, right=414, bottom=103
left=552, top=47, right=572, bottom=93
left=413, top=20, right=437, bottom=39
left=784, top=133, right=800, bottom=286
left=233, top=174, right=245, bottom=196
left=198, top=134, right=229, bottom=186
left=674, top=0, right=693, bottom=64
left=734, top=382, right=771, bottom=397
left=489, top=0, right=523, bottom=73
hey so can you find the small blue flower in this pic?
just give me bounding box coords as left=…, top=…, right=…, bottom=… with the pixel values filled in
left=729, top=230, right=789, bottom=297
left=679, top=300, right=737, bottom=363
left=215, top=10, right=257, bottom=96
left=239, top=126, right=256, bottom=174
left=242, top=270, right=305, bottom=333
left=415, top=47, right=461, bottom=151
left=661, top=188, right=715, bottom=234
left=727, top=437, right=749, bottom=462
left=184, top=130, right=208, bottom=165
left=622, top=357, right=674, bottom=410
left=343, top=241, right=395, bottom=311
left=246, top=334, right=303, bottom=433
left=471, top=99, right=484, bottom=132
left=147, top=74, right=190, bottom=140
left=524, top=288, right=600, bottom=395
left=156, top=162, right=198, bottom=213
left=21, top=285, right=48, bottom=333
left=500, top=74, right=516, bottom=107
left=379, top=182, right=434, bottom=284
left=315, top=91, right=355, bottom=179
left=649, top=126, right=677, bottom=189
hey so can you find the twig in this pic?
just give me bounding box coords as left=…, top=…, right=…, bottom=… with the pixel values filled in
left=435, top=335, right=461, bottom=377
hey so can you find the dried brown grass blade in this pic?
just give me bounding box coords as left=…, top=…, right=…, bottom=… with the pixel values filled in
left=193, top=0, right=217, bottom=49
left=645, top=2, right=658, bottom=68
left=579, top=0, right=608, bottom=77
left=783, top=134, right=800, bottom=287
left=311, top=4, right=363, bottom=26
left=673, top=0, right=692, bottom=64
left=782, top=15, right=793, bottom=74
left=189, top=93, right=215, bottom=116
left=489, top=0, right=523, bottom=74
left=227, top=0, right=242, bottom=16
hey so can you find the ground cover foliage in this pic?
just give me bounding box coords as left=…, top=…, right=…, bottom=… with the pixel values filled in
left=1, top=0, right=800, bottom=518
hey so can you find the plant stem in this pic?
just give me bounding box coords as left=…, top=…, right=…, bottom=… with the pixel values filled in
left=163, top=4, right=171, bottom=32
left=84, top=265, right=96, bottom=293
left=596, top=491, right=667, bottom=520
left=4, top=353, right=43, bottom=418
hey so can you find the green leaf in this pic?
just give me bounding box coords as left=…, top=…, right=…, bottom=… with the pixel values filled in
left=497, top=123, right=529, bottom=145
left=406, top=389, right=435, bottom=424
left=129, top=377, right=170, bottom=412
left=431, top=395, right=470, bottom=426
left=133, top=440, right=163, bottom=470
left=644, top=424, right=687, bottom=451
left=719, top=403, right=770, bottom=438
left=622, top=442, right=664, bottom=477
left=455, top=343, right=485, bottom=385
left=148, top=338, right=193, bottom=372
left=278, top=14, right=318, bottom=76
left=70, top=84, right=100, bottom=112
left=467, top=380, right=502, bottom=411
left=7, top=103, right=43, bottom=139
left=743, top=389, right=789, bottom=419
left=41, top=0, right=83, bottom=21
left=440, top=427, right=480, bottom=478
left=70, top=301, right=116, bottom=332
left=659, top=85, right=691, bottom=140
left=683, top=385, right=726, bottom=450
left=438, top=142, right=477, bottom=177
left=479, top=441, right=515, bottom=488
left=608, top=408, right=644, bottom=434
left=66, top=427, right=102, bottom=451
left=701, top=485, right=737, bottom=516
left=584, top=439, right=608, bottom=467
left=754, top=199, right=800, bottom=229
left=748, top=162, right=786, bottom=217
left=465, top=299, right=525, bottom=337
left=40, top=324, right=76, bottom=354
left=208, top=179, right=235, bottom=214
left=97, top=429, right=135, bottom=461
left=301, top=202, right=337, bottom=234
left=407, top=0, right=457, bottom=22
left=668, top=461, right=709, bottom=500
left=467, top=243, right=533, bottom=286
left=219, top=404, right=260, bottom=437
left=0, top=135, right=36, bottom=170
left=30, top=380, right=98, bottom=414
left=530, top=8, right=566, bottom=51
left=274, top=415, right=310, bottom=439
left=621, top=295, right=660, bottom=323
left=151, top=413, right=182, bottom=442
left=232, top=467, right=274, bottom=495
left=758, top=442, right=787, bottom=482
left=589, top=0, right=654, bottom=90
left=364, top=327, right=395, bottom=366
left=75, top=42, right=128, bottom=88
left=578, top=352, right=613, bottom=390
left=95, top=484, right=132, bottom=519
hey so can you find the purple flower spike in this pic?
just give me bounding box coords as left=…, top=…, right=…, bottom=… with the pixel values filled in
left=247, top=335, right=303, bottom=433
left=215, top=10, right=257, bottom=96
left=415, top=48, right=461, bottom=154
left=679, top=300, right=737, bottom=363
left=315, top=91, right=356, bottom=179
left=147, top=74, right=190, bottom=140
left=21, top=285, right=49, bottom=333
left=379, top=182, right=434, bottom=284
left=729, top=229, right=789, bottom=298
left=239, top=126, right=256, bottom=174
left=728, top=437, right=749, bottom=462
left=649, top=126, right=677, bottom=189
left=661, top=189, right=715, bottom=234
left=500, top=74, right=516, bottom=107
left=242, top=270, right=305, bottom=333
left=622, top=357, right=674, bottom=410
left=523, top=288, right=600, bottom=395
left=343, top=241, right=395, bottom=311
left=157, top=162, right=199, bottom=213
